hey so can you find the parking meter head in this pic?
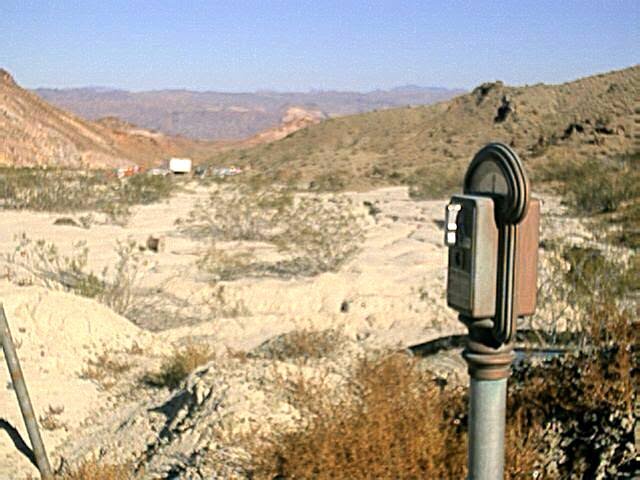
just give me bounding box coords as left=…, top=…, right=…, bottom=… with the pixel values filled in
left=446, top=195, right=498, bottom=318
left=464, top=143, right=530, bottom=225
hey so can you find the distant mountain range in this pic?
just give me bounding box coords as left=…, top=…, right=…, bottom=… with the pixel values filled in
left=34, top=86, right=465, bottom=140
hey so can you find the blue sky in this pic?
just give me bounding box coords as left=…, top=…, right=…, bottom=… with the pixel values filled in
left=1, top=0, right=638, bottom=92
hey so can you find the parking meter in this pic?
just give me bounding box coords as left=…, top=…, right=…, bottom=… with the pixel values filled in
left=445, top=143, right=539, bottom=480
left=445, top=195, right=498, bottom=319
left=446, top=143, right=539, bottom=350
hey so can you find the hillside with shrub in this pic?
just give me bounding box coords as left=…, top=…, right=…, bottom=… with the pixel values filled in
left=208, top=65, right=638, bottom=196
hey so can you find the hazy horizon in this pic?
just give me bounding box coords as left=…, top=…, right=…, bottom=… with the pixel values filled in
left=31, top=82, right=466, bottom=94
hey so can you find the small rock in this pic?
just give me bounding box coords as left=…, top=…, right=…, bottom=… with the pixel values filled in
left=147, top=235, right=166, bottom=253
left=53, top=217, right=80, bottom=227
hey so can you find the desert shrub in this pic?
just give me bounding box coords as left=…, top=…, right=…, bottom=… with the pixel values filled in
left=119, top=174, right=173, bottom=205
left=143, top=343, right=215, bottom=390
left=5, top=234, right=103, bottom=294
left=196, top=243, right=256, bottom=282
left=534, top=237, right=639, bottom=347
left=609, top=197, right=640, bottom=249
left=99, top=240, right=153, bottom=318
left=406, top=163, right=463, bottom=200
left=249, top=352, right=552, bottom=479
left=512, top=240, right=638, bottom=476
left=0, top=168, right=175, bottom=222
left=5, top=235, right=152, bottom=318
left=261, top=195, right=365, bottom=276
left=249, top=234, right=638, bottom=479
left=179, top=186, right=366, bottom=279
left=0, top=168, right=107, bottom=212
left=560, top=245, right=632, bottom=300
left=248, top=329, right=346, bottom=362
left=565, top=161, right=636, bottom=214
left=55, top=457, right=136, bottom=480
left=508, top=317, right=637, bottom=478
left=542, top=154, right=639, bottom=215
left=80, top=352, right=133, bottom=390
left=308, top=172, right=347, bottom=191
left=250, top=353, right=468, bottom=479
left=179, top=185, right=293, bottom=241
left=250, top=320, right=636, bottom=479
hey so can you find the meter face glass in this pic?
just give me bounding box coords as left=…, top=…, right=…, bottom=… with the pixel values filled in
left=467, top=160, right=509, bottom=196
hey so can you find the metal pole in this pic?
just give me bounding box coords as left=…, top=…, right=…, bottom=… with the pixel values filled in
left=0, top=304, right=53, bottom=479
left=468, top=378, right=507, bottom=480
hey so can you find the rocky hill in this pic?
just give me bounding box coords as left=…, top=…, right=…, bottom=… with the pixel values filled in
left=0, top=70, right=220, bottom=169
left=207, top=65, right=639, bottom=191
left=34, top=85, right=464, bottom=140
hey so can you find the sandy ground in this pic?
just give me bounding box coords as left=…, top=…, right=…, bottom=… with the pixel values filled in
left=0, top=185, right=588, bottom=478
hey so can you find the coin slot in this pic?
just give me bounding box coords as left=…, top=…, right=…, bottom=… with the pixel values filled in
left=454, top=250, right=463, bottom=268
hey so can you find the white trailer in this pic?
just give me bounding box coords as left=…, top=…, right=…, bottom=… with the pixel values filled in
left=168, top=157, right=192, bottom=174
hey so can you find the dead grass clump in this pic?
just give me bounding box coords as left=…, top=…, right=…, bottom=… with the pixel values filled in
left=143, top=343, right=215, bottom=390
left=55, top=458, right=136, bottom=480
left=39, top=405, right=67, bottom=431
left=509, top=341, right=637, bottom=477
left=80, top=352, right=133, bottom=390
left=248, top=329, right=346, bottom=362
left=250, top=353, right=468, bottom=479
left=250, top=338, right=636, bottom=478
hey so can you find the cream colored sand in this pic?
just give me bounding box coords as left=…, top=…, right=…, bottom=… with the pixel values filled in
left=0, top=284, right=158, bottom=478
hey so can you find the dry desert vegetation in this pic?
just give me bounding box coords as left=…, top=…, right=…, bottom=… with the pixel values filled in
left=0, top=66, right=637, bottom=480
